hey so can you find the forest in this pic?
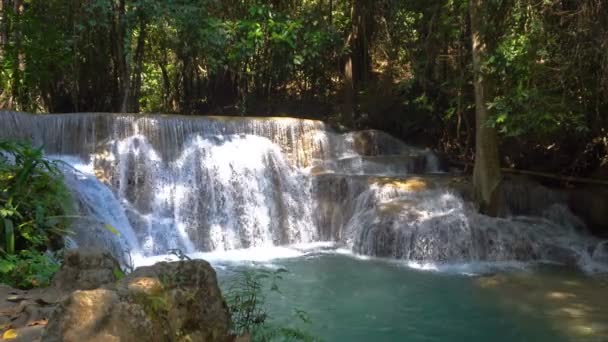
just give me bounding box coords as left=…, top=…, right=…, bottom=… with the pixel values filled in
left=1, top=0, right=606, bottom=180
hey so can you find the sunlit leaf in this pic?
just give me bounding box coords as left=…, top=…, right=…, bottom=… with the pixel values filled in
left=3, top=329, right=18, bottom=340
left=104, top=224, right=121, bottom=236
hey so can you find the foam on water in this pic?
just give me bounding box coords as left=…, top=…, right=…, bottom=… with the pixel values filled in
left=130, top=242, right=536, bottom=277
left=131, top=242, right=338, bottom=268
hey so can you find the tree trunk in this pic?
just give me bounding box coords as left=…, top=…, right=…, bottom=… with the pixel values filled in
left=470, top=0, right=504, bottom=217
left=342, top=56, right=354, bottom=126
left=0, top=0, right=6, bottom=60
left=159, top=61, right=171, bottom=112
left=350, top=0, right=373, bottom=84
left=342, top=0, right=373, bottom=127
left=112, top=0, right=129, bottom=113
left=9, top=0, right=24, bottom=110
left=0, top=0, right=8, bottom=106
left=129, top=19, right=146, bottom=113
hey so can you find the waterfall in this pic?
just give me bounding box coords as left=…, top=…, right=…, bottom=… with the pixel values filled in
left=1, top=111, right=605, bottom=271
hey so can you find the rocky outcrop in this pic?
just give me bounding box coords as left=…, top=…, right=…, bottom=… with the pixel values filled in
left=0, top=249, right=232, bottom=342
left=51, top=249, right=122, bottom=293
left=42, top=257, right=231, bottom=342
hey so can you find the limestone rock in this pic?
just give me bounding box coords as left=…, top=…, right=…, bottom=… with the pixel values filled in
left=51, top=249, right=122, bottom=292
left=42, top=288, right=151, bottom=342
left=43, top=259, right=231, bottom=342
left=119, top=260, right=232, bottom=341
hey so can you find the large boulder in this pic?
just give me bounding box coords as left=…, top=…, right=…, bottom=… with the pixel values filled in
left=51, top=249, right=122, bottom=292
left=43, top=259, right=232, bottom=342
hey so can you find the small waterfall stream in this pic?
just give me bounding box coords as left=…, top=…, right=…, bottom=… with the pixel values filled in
left=1, top=111, right=606, bottom=271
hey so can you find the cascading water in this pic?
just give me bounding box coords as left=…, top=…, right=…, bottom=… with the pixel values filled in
left=109, top=133, right=316, bottom=255
left=51, top=156, right=141, bottom=263
left=1, top=111, right=606, bottom=272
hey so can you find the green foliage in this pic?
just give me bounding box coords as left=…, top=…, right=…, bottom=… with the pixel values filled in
left=225, top=268, right=319, bottom=342
left=0, top=140, right=73, bottom=255
left=484, top=2, right=590, bottom=137
left=1, top=0, right=606, bottom=173
left=0, top=140, right=73, bottom=288
left=1, top=0, right=345, bottom=114
left=0, top=249, right=60, bottom=289
left=113, top=267, right=125, bottom=281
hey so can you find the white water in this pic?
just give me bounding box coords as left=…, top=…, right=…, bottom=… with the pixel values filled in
left=1, top=111, right=606, bottom=274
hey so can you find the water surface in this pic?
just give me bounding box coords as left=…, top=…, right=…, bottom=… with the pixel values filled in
left=215, top=251, right=607, bottom=342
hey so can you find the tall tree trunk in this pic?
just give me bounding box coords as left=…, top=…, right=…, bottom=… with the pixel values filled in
left=0, top=0, right=6, bottom=60
left=112, top=0, right=129, bottom=113
left=350, top=0, right=373, bottom=84
left=342, top=56, right=354, bottom=126
left=129, top=19, right=146, bottom=113
left=159, top=61, right=171, bottom=112
left=0, top=0, right=8, bottom=106
left=342, top=0, right=373, bottom=127
left=470, top=0, right=504, bottom=217
left=9, top=0, right=24, bottom=110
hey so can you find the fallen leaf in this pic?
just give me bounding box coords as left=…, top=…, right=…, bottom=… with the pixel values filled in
left=3, top=329, right=18, bottom=339
left=6, top=296, right=25, bottom=302
left=27, top=319, right=48, bottom=327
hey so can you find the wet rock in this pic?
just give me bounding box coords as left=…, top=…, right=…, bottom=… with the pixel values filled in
left=569, top=187, right=608, bottom=237
left=592, top=241, right=608, bottom=264
left=51, top=249, right=122, bottom=292
left=43, top=259, right=231, bottom=342
left=542, top=245, right=580, bottom=267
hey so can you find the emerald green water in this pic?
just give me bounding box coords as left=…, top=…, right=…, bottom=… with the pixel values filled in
left=217, top=253, right=608, bottom=341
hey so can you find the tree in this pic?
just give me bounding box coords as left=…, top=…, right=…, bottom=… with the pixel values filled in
left=469, top=0, right=504, bottom=217
left=342, top=0, right=374, bottom=127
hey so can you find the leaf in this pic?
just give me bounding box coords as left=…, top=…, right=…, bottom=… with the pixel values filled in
left=104, top=224, right=121, bottom=236
left=4, top=219, right=15, bottom=255
left=26, top=319, right=48, bottom=327
left=293, top=55, right=304, bottom=65
left=3, top=329, right=18, bottom=340
left=6, top=295, right=26, bottom=302
left=113, top=267, right=125, bottom=280
left=0, top=258, right=15, bottom=273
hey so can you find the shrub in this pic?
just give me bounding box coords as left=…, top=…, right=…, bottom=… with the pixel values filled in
left=0, top=140, right=73, bottom=254
left=0, top=140, right=73, bottom=288
left=0, top=249, right=60, bottom=289
left=224, top=268, right=319, bottom=342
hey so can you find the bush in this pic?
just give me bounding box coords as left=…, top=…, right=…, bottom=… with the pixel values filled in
left=0, top=140, right=73, bottom=288
left=0, top=249, right=60, bottom=289
left=0, top=140, right=73, bottom=254
left=224, top=268, right=319, bottom=342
